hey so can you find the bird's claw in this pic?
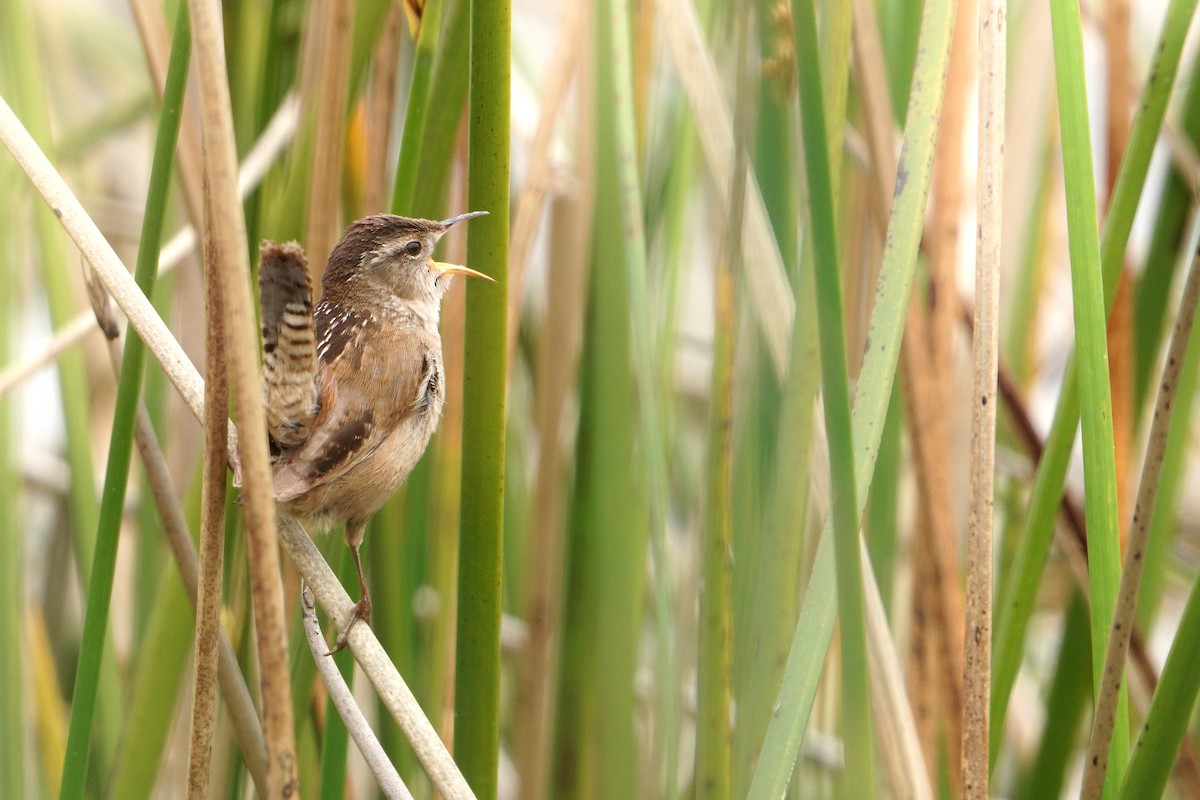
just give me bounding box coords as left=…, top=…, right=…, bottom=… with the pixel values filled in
left=326, top=595, right=372, bottom=655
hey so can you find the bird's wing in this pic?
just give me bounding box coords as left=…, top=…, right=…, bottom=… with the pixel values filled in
left=271, top=302, right=429, bottom=503
left=259, top=241, right=319, bottom=447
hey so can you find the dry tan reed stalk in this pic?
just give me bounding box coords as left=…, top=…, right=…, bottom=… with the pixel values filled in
left=928, top=0, right=973, bottom=382
left=0, top=314, right=97, bottom=399
left=305, top=0, right=354, bottom=267
left=187, top=197, right=230, bottom=800
left=1081, top=249, right=1200, bottom=798
left=300, top=586, right=413, bottom=800
left=182, top=0, right=296, bottom=794
left=962, top=0, right=1005, bottom=794
left=900, top=234, right=968, bottom=787
left=910, top=1, right=976, bottom=783
left=363, top=5, right=403, bottom=215
left=907, top=506, right=939, bottom=775
left=278, top=517, right=477, bottom=800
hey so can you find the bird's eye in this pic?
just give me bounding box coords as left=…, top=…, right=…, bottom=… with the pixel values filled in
left=404, top=240, right=422, bottom=257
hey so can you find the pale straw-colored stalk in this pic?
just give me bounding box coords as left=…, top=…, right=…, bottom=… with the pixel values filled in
left=300, top=585, right=412, bottom=800
left=183, top=0, right=296, bottom=793
left=962, top=0, right=1005, bottom=795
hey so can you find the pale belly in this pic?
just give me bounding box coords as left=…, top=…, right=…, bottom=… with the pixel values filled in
left=280, top=385, right=444, bottom=530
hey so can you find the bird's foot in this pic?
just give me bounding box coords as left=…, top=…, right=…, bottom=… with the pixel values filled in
left=326, top=594, right=372, bottom=655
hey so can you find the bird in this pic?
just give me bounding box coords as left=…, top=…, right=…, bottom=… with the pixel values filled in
left=257, top=211, right=491, bottom=651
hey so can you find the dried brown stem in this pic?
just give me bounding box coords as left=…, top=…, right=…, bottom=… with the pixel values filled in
left=183, top=0, right=296, bottom=793
left=187, top=187, right=230, bottom=799
left=1081, top=250, right=1200, bottom=798
left=305, top=0, right=354, bottom=269
left=962, top=0, right=1005, bottom=794
left=899, top=296, right=966, bottom=778
left=362, top=6, right=403, bottom=216
left=958, top=300, right=1200, bottom=792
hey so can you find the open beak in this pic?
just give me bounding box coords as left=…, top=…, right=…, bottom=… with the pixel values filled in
left=430, top=260, right=495, bottom=282
left=430, top=211, right=492, bottom=280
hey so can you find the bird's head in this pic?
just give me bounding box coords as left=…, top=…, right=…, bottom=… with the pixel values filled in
left=322, top=211, right=492, bottom=303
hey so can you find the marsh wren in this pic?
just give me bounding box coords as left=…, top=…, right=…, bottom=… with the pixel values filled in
left=258, top=211, right=491, bottom=651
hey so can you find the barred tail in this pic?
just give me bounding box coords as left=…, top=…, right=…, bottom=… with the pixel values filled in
left=259, top=241, right=319, bottom=447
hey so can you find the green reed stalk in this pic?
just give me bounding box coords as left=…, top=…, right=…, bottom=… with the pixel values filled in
left=454, top=0, right=510, bottom=793
left=57, top=8, right=189, bottom=797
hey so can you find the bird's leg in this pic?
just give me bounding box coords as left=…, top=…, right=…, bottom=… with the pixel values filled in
left=329, top=519, right=371, bottom=654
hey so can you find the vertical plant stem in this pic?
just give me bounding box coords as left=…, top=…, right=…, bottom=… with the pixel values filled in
left=317, top=552, right=356, bottom=800
left=551, top=4, right=646, bottom=792
left=187, top=5, right=229, bottom=794
left=1119, top=265, right=1200, bottom=797
left=697, top=17, right=745, bottom=796
left=56, top=7, right=189, bottom=795
left=862, top=543, right=935, bottom=800
left=188, top=297, right=227, bottom=800
left=391, top=0, right=443, bottom=213
left=911, top=0, right=974, bottom=779
left=129, top=0, right=205, bottom=225
left=1048, top=0, right=1126, bottom=792
left=304, top=0, right=354, bottom=266
left=1084, top=254, right=1200, bottom=797
left=109, top=564, right=195, bottom=798
left=185, top=0, right=298, bottom=795
left=1137, top=221, right=1200, bottom=631
left=606, top=0, right=672, bottom=793
left=962, top=0, right=1004, bottom=795
left=514, top=196, right=589, bottom=800
left=361, top=5, right=403, bottom=216
left=302, top=585, right=412, bottom=799
left=749, top=0, right=957, bottom=792
left=1104, top=0, right=1135, bottom=554
left=792, top=0, right=875, bottom=795
left=657, top=0, right=793, bottom=378
left=506, top=1, right=584, bottom=365
left=991, top=0, right=1198, bottom=757
left=454, top=0, right=510, bottom=793
left=0, top=0, right=123, bottom=775
left=406, top=0, right=473, bottom=219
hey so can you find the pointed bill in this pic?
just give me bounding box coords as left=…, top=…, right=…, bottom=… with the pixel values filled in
left=430, top=260, right=494, bottom=282
left=439, top=210, right=489, bottom=228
